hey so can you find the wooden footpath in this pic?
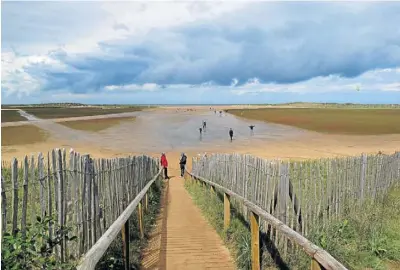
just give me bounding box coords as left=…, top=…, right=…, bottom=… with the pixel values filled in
left=141, top=169, right=235, bottom=270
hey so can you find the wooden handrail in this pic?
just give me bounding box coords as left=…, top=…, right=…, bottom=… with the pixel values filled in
left=186, top=170, right=347, bottom=270
left=77, top=169, right=162, bottom=270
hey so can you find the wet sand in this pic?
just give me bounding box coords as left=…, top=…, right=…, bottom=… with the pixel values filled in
left=2, top=107, right=399, bottom=162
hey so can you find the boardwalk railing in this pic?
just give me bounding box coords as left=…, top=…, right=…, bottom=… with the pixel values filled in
left=77, top=168, right=162, bottom=269
left=1, top=148, right=160, bottom=267
left=189, top=152, right=400, bottom=269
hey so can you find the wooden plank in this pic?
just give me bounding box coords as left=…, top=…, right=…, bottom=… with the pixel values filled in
left=251, top=211, right=260, bottom=270
left=138, top=201, right=144, bottom=238
left=11, top=158, right=18, bottom=235
left=1, top=175, right=7, bottom=236
left=38, top=153, right=45, bottom=218
left=30, top=156, right=36, bottom=225
left=68, top=152, right=76, bottom=257
left=47, top=152, right=53, bottom=244
left=224, top=193, right=231, bottom=230
left=360, top=154, right=367, bottom=203
left=121, top=220, right=130, bottom=270
left=52, top=150, right=58, bottom=219
left=21, top=156, right=29, bottom=239
left=91, top=159, right=97, bottom=243
left=81, top=155, right=88, bottom=253
left=311, top=258, right=323, bottom=270
left=87, top=158, right=93, bottom=248
left=57, top=149, right=65, bottom=262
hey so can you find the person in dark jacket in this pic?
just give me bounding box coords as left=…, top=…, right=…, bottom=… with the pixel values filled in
left=160, top=153, right=169, bottom=179
left=229, top=128, right=234, bottom=141
left=249, top=125, right=255, bottom=135
left=179, top=153, right=187, bottom=177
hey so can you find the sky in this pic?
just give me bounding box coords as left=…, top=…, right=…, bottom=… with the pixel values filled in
left=1, top=1, right=400, bottom=104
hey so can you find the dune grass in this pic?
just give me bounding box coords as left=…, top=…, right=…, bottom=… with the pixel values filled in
left=1, top=110, right=26, bottom=123
left=226, top=108, right=400, bottom=135
left=22, top=107, right=143, bottom=119
left=58, top=117, right=136, bottom=132
left=185, top=176, right=400, bottom=270
left=1, top=125, right=48, bottom=146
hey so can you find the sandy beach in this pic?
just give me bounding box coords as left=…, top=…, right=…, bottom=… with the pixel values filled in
left=2, top=106, right=399, bottom=167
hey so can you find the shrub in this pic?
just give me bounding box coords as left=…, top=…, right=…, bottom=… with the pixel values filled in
left=1, top=215, right=77, bottom=270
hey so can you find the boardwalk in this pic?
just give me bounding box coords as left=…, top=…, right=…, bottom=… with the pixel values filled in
left=141, top=168, right=235, bottom=270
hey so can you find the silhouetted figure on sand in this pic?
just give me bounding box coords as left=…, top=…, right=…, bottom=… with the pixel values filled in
left=229, top=128, right=233, bottom=142
left=249, top=125, right=255, bottom=135
left=203, top=121, right=207, bottom=130
left=219, top=111, right=222, bottom=117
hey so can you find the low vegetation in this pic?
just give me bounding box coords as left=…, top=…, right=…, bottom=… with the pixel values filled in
left=1, top=215, right=77, bottom=270
left=1, top=125, right=49, bottom=146
left=59, top=117, right=136, bottom=132
left=307, top=187, right=400, bottom=270
left=97, top=181, right=164, bottom=269
left=227, top=108, right=400, bottom=135
left=185, top=177, right=400, bottom=270
left=1, top=110, right=26, bottom=123
left=256, top=103, right=400, bottom=109
left=21, top=107, right=143, bottom=119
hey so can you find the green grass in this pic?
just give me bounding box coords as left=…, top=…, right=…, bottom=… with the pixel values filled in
left=96, top=180, right=164, bottom=269
left=59, top=117, right=136, bottom=132
left=21, top=107, right=143, bottom=119
left=185, top=175, right=400, bottom=270
left=226, top=108, right=400, bottom=135
left=307, top=187, right=400, bottom=270
left=252, top=103, right=400, bottom=109
left=1, top=125, right=49, bottom=146
left=1, top=110, right=26, bottom=123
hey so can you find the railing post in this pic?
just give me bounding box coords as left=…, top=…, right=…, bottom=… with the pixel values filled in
left=145, top=193, right=149, bottom=212
left=224, top=193, right=230, bottom=229
left=311, top=258, right=323, bottom=270
left=138, top=202, right=144, bottom=238
left=211, top=185, right=216, bottom=193
left=250, top=211, right=260, bottom=270
left=121, top=220, right=130, bottom=270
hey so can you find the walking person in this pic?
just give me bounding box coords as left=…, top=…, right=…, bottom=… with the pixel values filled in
left=203, top=121, right=207, bottom=130
left=249, top=125, right=255, bottom=135
left=229, top=128, right=234, bottom=142
left=160, top=153, right=169, bottom=179
left=179, top=152, right=187, bottom=177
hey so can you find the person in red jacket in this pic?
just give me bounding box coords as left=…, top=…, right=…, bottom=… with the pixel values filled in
left=160, top=153, right=169, bottom=179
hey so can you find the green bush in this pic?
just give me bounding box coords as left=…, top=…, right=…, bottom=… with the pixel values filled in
left=1, top=215, right=77, bottom=270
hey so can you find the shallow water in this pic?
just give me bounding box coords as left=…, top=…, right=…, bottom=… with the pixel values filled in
left=19, top=109, right=309, bottom=153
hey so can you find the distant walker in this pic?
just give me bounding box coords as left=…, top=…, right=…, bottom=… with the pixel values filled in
left=179, top=153, right=187, bottom=177
left=249, top=125, right=255, bottom=135
left=229, top=128, right=234, bottom=142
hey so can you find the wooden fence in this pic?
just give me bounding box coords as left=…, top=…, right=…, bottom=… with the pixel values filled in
left=1, top=148, right=160, bottom=264
left=191, top=152, right=400, bottom=269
